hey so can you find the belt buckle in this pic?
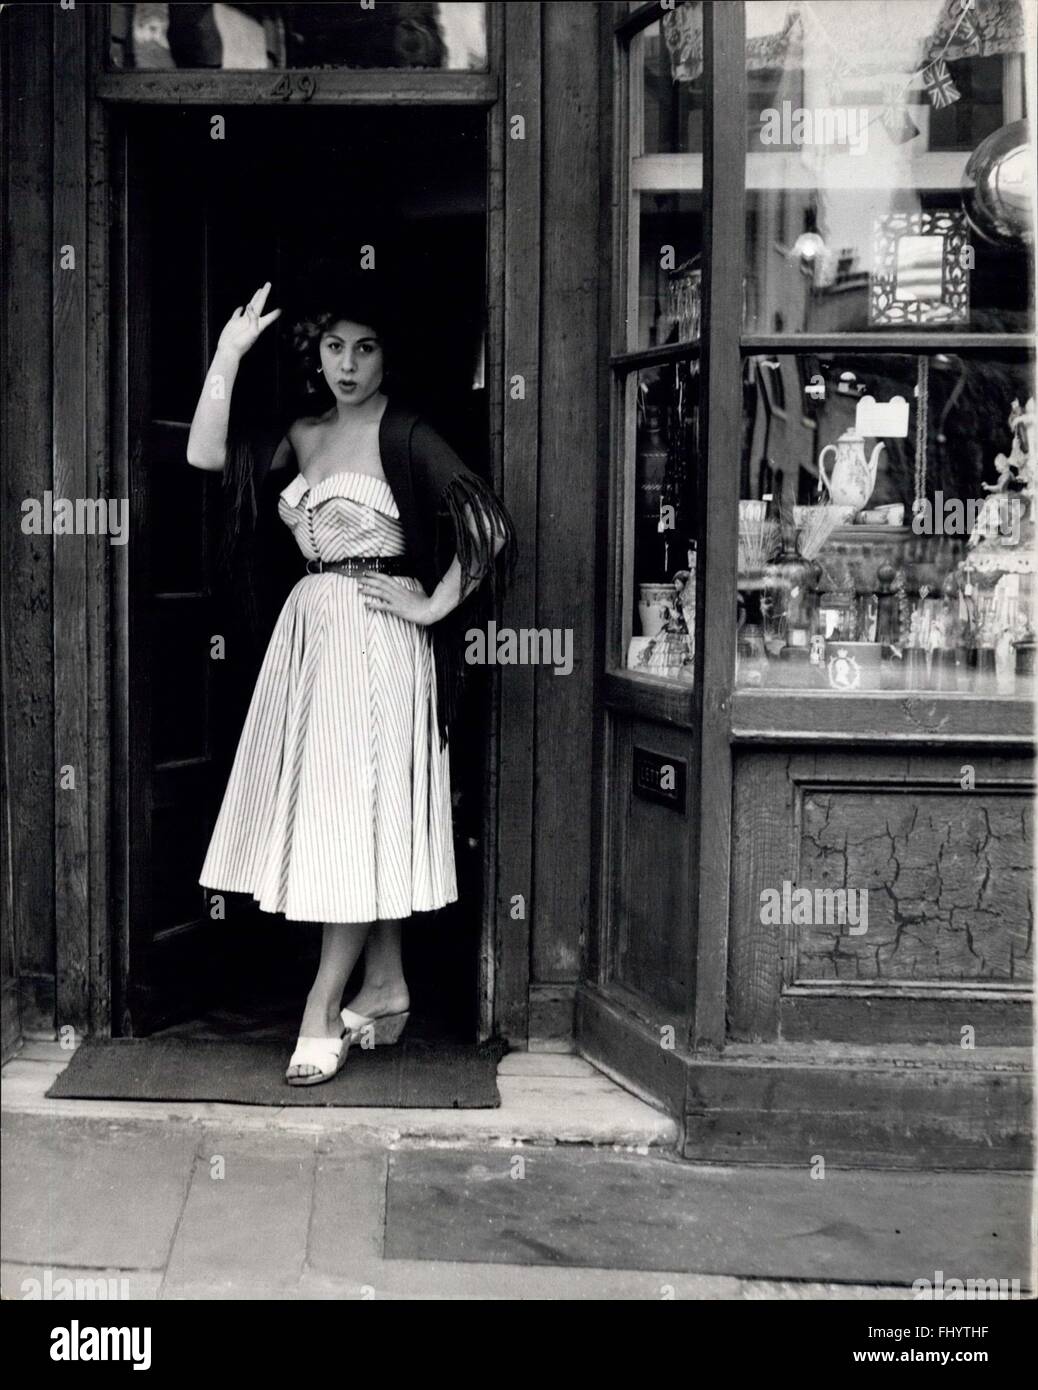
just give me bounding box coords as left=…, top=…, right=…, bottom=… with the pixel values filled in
left=306, top=558, right=322, bottom=574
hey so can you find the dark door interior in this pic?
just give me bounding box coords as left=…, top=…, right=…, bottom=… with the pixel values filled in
left=119, top=106, right=490, bottom=1043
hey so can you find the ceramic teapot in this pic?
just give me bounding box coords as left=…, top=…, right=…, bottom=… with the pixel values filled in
left=818, top=428, right=885, bottom=512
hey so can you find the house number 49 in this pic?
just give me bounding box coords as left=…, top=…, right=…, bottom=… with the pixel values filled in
left=269, top=75, right=317, bottom=101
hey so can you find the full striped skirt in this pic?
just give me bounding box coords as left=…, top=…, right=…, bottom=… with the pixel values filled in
left=199, top=572, right=458, bottom=922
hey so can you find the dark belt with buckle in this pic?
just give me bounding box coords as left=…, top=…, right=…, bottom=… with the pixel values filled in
left=305, top=555, right=411, bottom=577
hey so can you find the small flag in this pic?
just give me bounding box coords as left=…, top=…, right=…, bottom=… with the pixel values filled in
left=956, top=16, right=981, bottom=54
left=881, top=88, right=920, bottom=144
left=923, top=59, right=961, bottom=109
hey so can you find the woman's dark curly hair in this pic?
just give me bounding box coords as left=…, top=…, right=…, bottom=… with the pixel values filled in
left=289, top=278, right=399, bottom=408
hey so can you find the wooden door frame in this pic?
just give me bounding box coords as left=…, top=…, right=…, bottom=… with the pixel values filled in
left=577, top=1, right=745, bottom=1106
left=49, top=1, right=538, bottom=1044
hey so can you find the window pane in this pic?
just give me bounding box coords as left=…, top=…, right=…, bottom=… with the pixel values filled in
left=629, top=15, right=703, bottom=349
left=642, top=13, right=703, bottom=156
left=634, top=192, right=703, bottom=349
left=743, top=0, right=1034, bottom=333
left=736, top=353, right=1035, bottom=698
left=109, top=3, right=487, bottom=71
left=626, top=358, right=701, bottom=681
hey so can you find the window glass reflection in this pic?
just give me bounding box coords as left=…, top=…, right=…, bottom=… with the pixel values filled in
left=110, top=3, right=488, bottom=71
left=737, top=0, right=1034, bottom=333
left=629, top=15, right=703, bottom=349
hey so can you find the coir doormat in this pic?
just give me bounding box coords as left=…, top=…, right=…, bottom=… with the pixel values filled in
left=46, top=1037, right=508, bottom=1108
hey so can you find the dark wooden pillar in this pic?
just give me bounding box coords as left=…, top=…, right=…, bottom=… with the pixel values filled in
left=493, top=1, right=542, bottom=1044
left=692, top=0, right=745, bottom=1052
left=52, top=0, right=91, bottom=1032
left=1, top=3, right=56, bottom=1049
left=530, top=0, right=603, bottom=1033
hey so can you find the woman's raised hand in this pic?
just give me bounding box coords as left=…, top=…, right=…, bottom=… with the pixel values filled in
left=216, top=282, right=282, bottom=359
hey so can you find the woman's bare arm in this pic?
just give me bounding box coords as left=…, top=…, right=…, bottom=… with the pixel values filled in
left=423, top=502, right=508, bottom=619
left=358, top=502, right=507, bottom=625
left=186, top=282, right=281, bottom=470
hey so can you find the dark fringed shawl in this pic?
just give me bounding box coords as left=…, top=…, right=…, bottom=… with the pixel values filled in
left=430, top=467, right=519, bottom=746
left=224, top=397, right=518, bottom=748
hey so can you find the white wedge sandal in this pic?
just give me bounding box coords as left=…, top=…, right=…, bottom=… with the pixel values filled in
left=285, top=1025, right=350, bottom=1086
left=339, top=1006, right=410, bottom=1048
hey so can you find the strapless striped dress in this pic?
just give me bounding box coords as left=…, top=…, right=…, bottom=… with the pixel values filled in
left=198, top=469, right=458, bottom=923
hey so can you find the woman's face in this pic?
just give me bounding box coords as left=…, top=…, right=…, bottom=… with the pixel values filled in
left=318, top=318, right=384, bottom=406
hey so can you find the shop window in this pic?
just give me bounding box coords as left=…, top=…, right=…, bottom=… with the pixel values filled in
left=629, top=359, right=701, bottom=680
left=629, top=16, right=703, bottom=350
left=741, top=0, right=1033, bottom=334
left=734, top=0, right=1035, bottom=702
left=613, top=8, right=704, bottom=688
left=108, top=3, right=487, bottom=71
left=737, top=352, right=1035, bottom=697
left=613, top=0, right=1033, bottom=706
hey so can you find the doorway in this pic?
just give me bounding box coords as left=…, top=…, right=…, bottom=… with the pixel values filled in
left=115, top=106, right=491, bottom=1045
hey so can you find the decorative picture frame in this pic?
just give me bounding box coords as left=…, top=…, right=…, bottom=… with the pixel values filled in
left=869, top=209, right=970, bottom=326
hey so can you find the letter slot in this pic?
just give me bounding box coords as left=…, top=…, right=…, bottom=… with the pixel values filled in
left=632, top=747, right=687, bottom=813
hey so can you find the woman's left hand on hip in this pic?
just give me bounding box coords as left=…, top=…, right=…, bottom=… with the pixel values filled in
left=358, top=575, right=433, bottom=626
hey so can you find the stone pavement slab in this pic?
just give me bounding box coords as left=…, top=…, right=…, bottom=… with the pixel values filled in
left=1, top=1113, right=198, bottom=1270
left=384, top=1147, right=1032, bottom=1285
left=306, top=1147, right=388, bottom=1274
left=161, top=1129, right=317, bottom=1297
left=0, top=1110, right=937, bottom=1300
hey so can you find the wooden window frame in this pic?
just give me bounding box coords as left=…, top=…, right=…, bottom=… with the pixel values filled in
left=606, top=1, right=1036, bottom=749
left=604, top=0, right=746, bottom=1050
left=97, top=3, right=496, bottom=103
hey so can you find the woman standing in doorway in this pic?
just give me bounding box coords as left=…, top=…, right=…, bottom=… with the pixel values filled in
left=187, top=280, right=516, bottom=1085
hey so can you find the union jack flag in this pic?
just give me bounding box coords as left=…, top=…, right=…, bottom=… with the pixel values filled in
left=923, top=59, right=961, bottom=109
left=956, top=17, right=981, bottom=54
left=881, top=85, right=919, bottom=144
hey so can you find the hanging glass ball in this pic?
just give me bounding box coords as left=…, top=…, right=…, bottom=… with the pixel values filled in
left=961, top=120, right=1033, bottom=248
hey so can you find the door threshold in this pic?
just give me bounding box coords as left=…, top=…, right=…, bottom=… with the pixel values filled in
left=2, top=1041, right=678, bottom=1151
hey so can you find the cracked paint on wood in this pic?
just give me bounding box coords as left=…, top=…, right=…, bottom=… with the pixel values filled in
left=797, top=792, right=1033, bottom=983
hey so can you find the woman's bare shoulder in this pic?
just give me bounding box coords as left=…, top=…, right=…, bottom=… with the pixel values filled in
left=288, top=412, right=334, bottom=443
left=290, top=409, right=334, bottom=435
left=270, top=413, right=328, bottom=471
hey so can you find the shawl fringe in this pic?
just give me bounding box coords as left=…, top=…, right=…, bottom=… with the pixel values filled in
left=431, top=471, right=519, bottom=749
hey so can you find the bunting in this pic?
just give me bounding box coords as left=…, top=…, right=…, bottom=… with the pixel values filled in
left=880, top=87, right=921, bottom=144
left=922, top=58, right=962, bottom=109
